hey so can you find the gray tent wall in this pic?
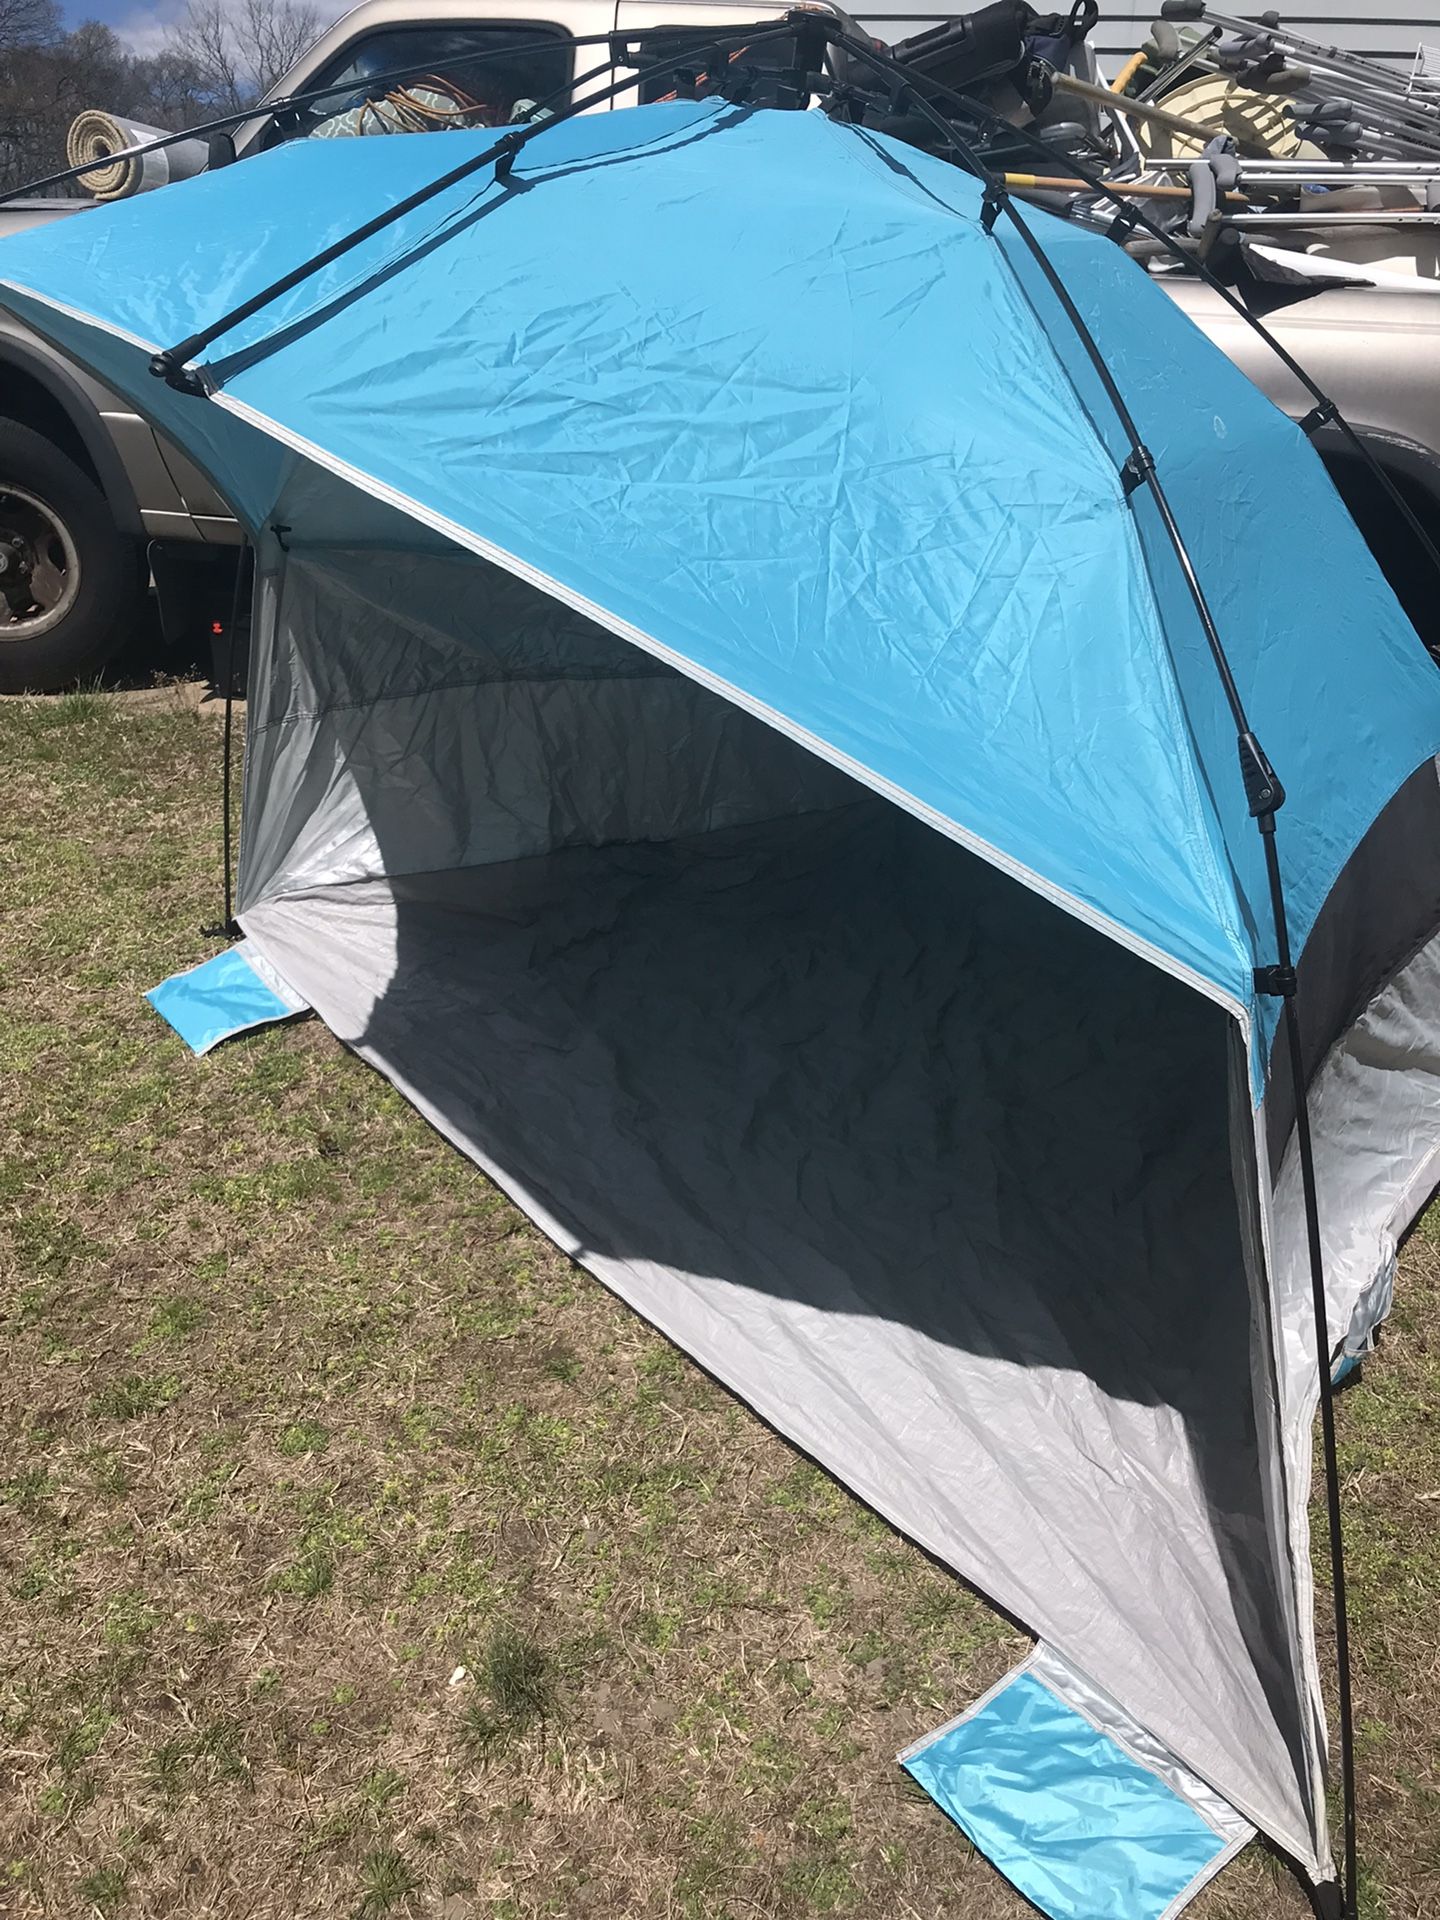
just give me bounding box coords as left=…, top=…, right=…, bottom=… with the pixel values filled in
left=1263, top=891, right=1440, bottom=1847
left=232, top=472, right=1334, bottom=1872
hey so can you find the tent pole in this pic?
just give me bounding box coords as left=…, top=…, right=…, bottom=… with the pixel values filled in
left=826, top=34, right=1360, bottom=1912
left=825, top=29, right=1440, bottom=656
left=147, top=22, right=799, bottom=391
left=1258, top=816, right=1359, bottom=1920
left=201, top=542, right=251, bottom=943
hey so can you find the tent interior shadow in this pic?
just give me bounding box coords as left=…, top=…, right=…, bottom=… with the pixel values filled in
left=246, top=783, right=1313, bottom=1815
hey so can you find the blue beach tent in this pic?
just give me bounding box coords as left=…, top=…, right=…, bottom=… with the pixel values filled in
left=5, top=97, right=1440, bottom=1920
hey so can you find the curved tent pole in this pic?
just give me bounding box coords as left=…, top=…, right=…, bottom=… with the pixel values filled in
left=828, top=32, right=1440, bottom=647
left=827, top=30, right=1357, bottom=1917
left=145, top=19, right=799, bottom=393
left=0, top=29, right=690, bottom=209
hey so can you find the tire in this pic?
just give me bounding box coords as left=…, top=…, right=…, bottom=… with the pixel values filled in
left=0, top=419, right=145, bottom=693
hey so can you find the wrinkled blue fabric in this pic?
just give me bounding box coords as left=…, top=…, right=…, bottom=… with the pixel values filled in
left=5, top=101, right=1438, bottom=1071
left=904, top=1673, right=1232, bottom=1920
left=147, top=945, right=296, bottom=1053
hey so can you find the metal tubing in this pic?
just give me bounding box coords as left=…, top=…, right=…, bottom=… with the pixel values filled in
left=1162, top=20, right=1439, bottom=114
left=1142, top=30, right=1440, bottom=154
left=1143, top=161, right=1440, bottom=179
left=1221, top=208, right=1440, bottom=223
left=854, top=31, right=1440, bottom=635
left=1238, top=160, right=1440, bottom=171
left=1190, top=1, right=1440, bottom=96
left=1199, top=46, right=1440, bottom=148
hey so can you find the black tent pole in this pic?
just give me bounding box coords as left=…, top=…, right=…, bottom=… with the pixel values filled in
left=146, top=19, right=798, bottom=391
left=825, top=30, right=1440, bottom=651
left=826, top=29, right=1358, bottom=1914
left=1260, top=821, right=1359, bottom=1920
left=201, top=540, right=253, bottom=942
left=0, top=28, right=686, bottom=209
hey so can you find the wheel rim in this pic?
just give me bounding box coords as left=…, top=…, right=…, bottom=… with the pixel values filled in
left=0, top=485, right=81, bottom=642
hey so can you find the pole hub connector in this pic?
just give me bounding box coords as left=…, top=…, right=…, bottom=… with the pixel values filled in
left=1238, top=728, right=1286, bottom=817
left=148, top=350, right=206, bottom=396
left=1254, top=962, right=1297, bottom=997
left=1300, top=397, right=1340, bottom=438
left=1120, top=444, right=1157, bottom=496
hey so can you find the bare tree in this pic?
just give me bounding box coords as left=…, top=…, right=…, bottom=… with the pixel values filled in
left=242, top=0, right=319, bottom=95
left=0, top=0, right=60, bottom=52
left=0, top=0, right=315, bottom=192
left=0, top=11, right=211, bottom=194
left=168, top=0, right=320, bottom=111
left=168, top=0, right=243, bottom=110
left=141, top=49, right=213, bottom=125
left=0, top=0, right=69, bottom=191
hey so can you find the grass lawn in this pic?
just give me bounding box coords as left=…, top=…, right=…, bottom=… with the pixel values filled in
left=2, top=690, right=1438, bottom=1920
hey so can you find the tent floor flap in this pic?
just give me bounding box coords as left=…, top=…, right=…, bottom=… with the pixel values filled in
left=901, top=1644, right=1256, bottom=1920
left=146, top=939, right=310, bottom=1055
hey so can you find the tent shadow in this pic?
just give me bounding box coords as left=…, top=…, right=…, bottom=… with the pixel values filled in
left=321, top=789, right=1311, bottom=1807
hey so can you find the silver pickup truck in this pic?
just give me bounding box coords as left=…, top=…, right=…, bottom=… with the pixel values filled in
left=2, top=0, right=1437, bottom=689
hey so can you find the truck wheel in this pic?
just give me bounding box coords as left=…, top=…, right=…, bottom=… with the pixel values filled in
left=0, top=420, right=145, bottom=693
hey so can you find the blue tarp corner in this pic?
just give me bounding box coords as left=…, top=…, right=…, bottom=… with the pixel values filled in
left=902, top=1648, right=1254, bottom=1920
left=147, top=941, right=307, bottom=1055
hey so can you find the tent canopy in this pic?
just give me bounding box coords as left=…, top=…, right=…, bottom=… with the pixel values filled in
left=6, top=97, right=1440, bottom=1905
left=7, top=101, right=1437, bottom=1016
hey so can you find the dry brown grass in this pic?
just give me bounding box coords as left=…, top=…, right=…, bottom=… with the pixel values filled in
left=0, top=692, right=1435, bottom=1919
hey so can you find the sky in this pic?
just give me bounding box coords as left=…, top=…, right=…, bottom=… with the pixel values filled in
left=61, top=0, right=343, bottom=55
left=60, top=0, right=208, bottom=52
left=66, top=0, right=188, bottom=51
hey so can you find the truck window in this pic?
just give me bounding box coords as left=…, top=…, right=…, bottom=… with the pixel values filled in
left=631, top=30, right=799, bottom=105
left=275, top=25, right=572, bottom=142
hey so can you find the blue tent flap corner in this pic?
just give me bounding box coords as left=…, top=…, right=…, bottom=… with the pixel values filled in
left=901, top=1645, right=1255, bottom=1920
left=147, top=940, right=309, bottom=1055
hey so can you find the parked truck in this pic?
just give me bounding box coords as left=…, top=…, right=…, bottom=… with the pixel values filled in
left=1, top=0, right=1437, bottom=690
